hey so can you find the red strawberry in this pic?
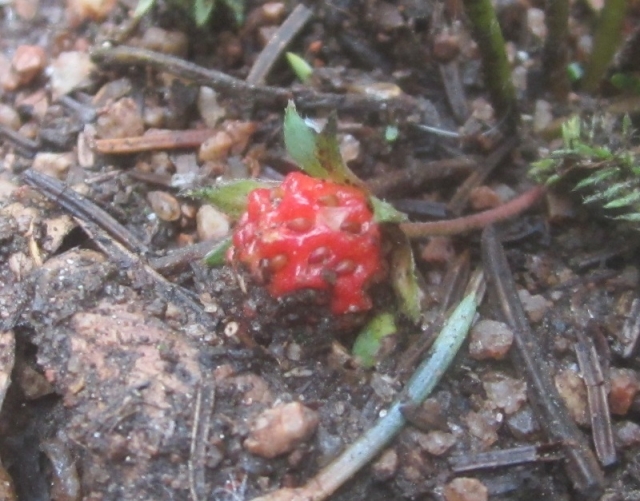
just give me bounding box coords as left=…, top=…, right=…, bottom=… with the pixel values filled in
left=228, top=172, right=386, bottom=315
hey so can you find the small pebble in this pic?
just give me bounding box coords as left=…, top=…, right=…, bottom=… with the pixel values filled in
left=198, top=87, right=226, bottom=128
left=147, top=191, right=181, bottom=222
left=533, top=99, right=553, bottom=133
left=371, top=448, right=398, bottom=481
left=418, top=430, right=456, bottom=456
left=0, top=53, right=20, bottom=91
left=527, top=8, right=547, bottom=39
left=196, top=205, right=230, bottom=242
left=339, top=134, right=360, bottom=164
left=223, top=120, right=257, bottom=155
left=198, top=131, right=233, bottom=162
left=506, top=405, right=540, bottom=439
left=555, top=368, right=589, bottom=426
left=138, top=27, right=188, bottom=57
left=15, top=0, right=39, bottom=19
left=468, top=319, right=514, bottom=360
left=432, top=32, right=460, bottom=62
left=421, top=236, right=455, bottom=265
left=0, top=104, right=21, bottom=130
left=616, top=421, right=640, bottom=447
left=49, top=51, right=95, bottom=99
left=229, top=374, right=273, bottom=406
left=32, top=152, right=74, bottom=179
left=469, top=186, right=501, bottom=210
left=244, top=402, right=319, bottom=458
left=67, top=0, right=117, bottom=23
left=517, top=289, right=549, bottom=323
left=608, top=368, right=639, bottom=415
left=95, top=97, right=144, bottom=139
left=11, top=45, right=46, bottom=86
left=464, top=410, right=499, bottom=447
left=482, top=372, right=527, bottom=414
left=444, top=477, right=488, bottom=501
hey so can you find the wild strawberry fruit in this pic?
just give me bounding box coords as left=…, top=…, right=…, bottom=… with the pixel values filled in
left=228, top=172, right=386, bottom=314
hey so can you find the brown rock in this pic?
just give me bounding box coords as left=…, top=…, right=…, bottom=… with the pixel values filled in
left=0, top=104, right=21, bottom=130
left=464, top=410, right=499, bottom=447
left=371, top=448, right=398, bottom=481
left=468, top=319, right=514, bottom=360
left=196, top=205, right=230, bottom=242
left=96, top=97, right=144, bottom=139
left=444, top=477, right=488, bottom=501
left=244, top=402, right=319, bottom=458
left=555, top=368, right=589, bottom=426
left=11, top=45, right=46, bottom=86
left=198, top=131, right=233, bottom=162
left=147, top=191, right=181, bottom=222
left=67, top=0, right=117, bottom=23
left=469, top=185, right=501, bottom=210
left=138, top=28, right=188, bottom=57
left=418, top=430, right=457, bottom=456
left=609, top=368, right=639, bottom=415
left=482, top=372, right=527, bottom=414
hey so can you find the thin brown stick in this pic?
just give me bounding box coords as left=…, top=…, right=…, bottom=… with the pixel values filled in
left=450, top=443, right=564, bottom=472
left=189, top=377, right=216, bottom=501
left=481, top=226, right=604, bottom=499
left=367, top=157, right=477, bottom=197
left=246, top=4, right=313, bottom=85
left=447, top=135, right=518, bottom=215
left=90, top=45, right=429, bottom=117
left=400, top=185, right=545, bottom=239
left=22, top=169, right=148, bottom=254
left=93, top=129, right=214, bottom=155
left=575, top=331, right=616, bottom=466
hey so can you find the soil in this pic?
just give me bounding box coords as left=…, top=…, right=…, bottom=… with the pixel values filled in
left=1, top=1, right=640, bottom=500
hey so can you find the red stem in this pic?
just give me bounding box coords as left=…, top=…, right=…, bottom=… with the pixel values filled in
left=400, top=185, right=546, bottom=238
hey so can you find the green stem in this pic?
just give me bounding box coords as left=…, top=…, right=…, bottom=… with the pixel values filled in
left=461, top=0, right=518, bottom=125
left=582, top=0, right=627, bottom=93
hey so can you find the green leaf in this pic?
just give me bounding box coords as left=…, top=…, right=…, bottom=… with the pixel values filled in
left=389, top=230, right=424, bottom=322
left=573, top=167, right=619, bottom=190
left=370, top=196, right=408, bottom=223
left=352, top=312, right=397, bottom=368
left=286, top=52, right=313, bottom=83
left=283, top=102, right=364, bottom=186
left=204, top=237, right=232, bottom=266
left=193, top=0, right=216, bottom=26
left=603, top=189, right=640, bottom=209
left=187, top=179, right=277, bottom=219
left=133, top=0, right=156, bottom=17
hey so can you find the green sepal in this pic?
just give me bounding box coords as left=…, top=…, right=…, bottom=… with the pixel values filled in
left=283, top=102, right=363, bottom=186
left=352, top=312, right=397, bottom=368
left=187, top=179, right=277, bottom=219
left=370, top=196, right=408, bottom=223
left=388, top=228, right=425, bottom=322
left=204, top=237, right=232, bottom=266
